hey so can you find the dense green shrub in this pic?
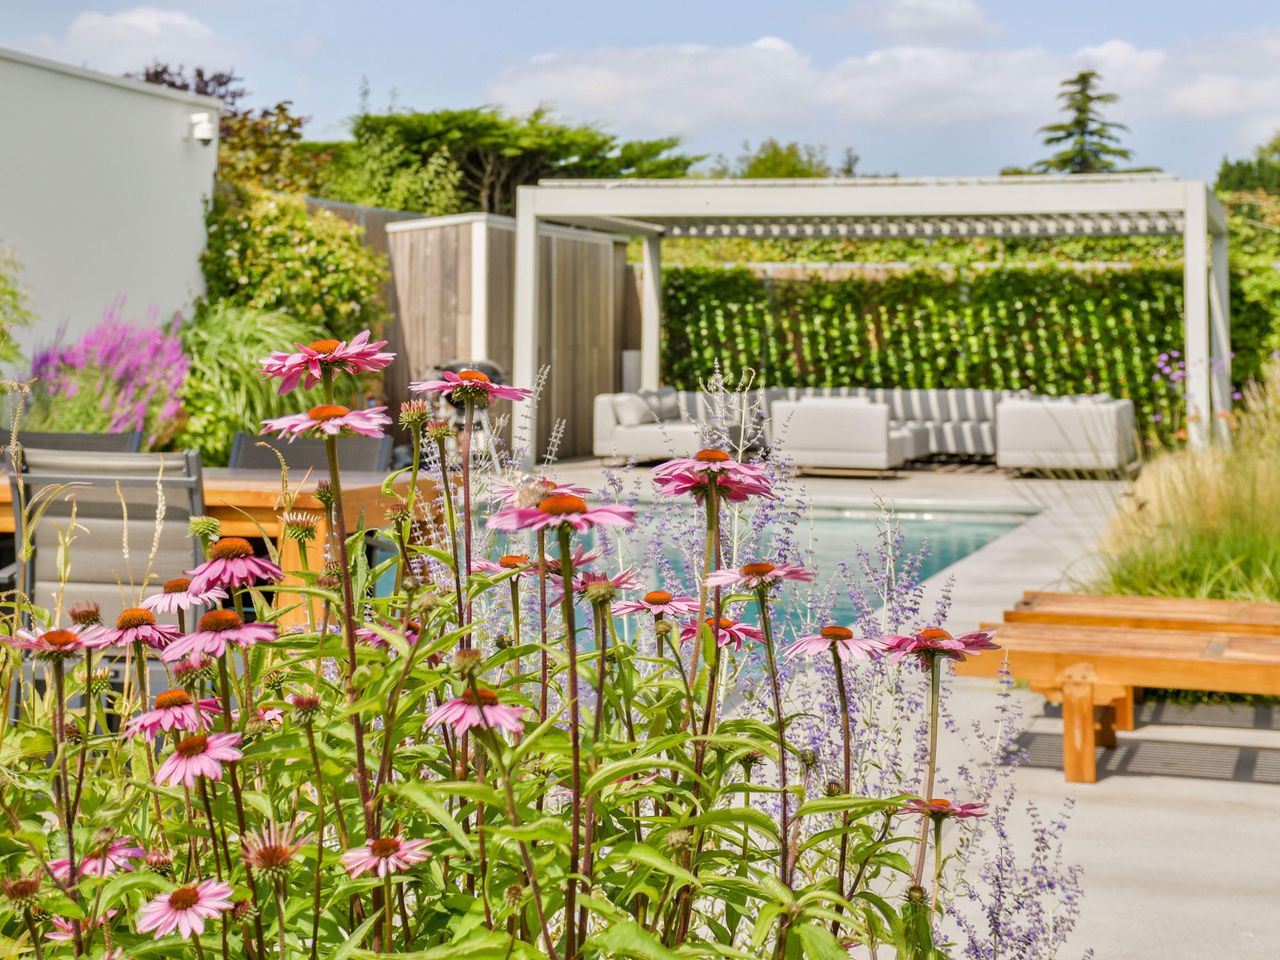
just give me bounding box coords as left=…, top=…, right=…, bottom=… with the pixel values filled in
left=662, top=263, right=1271, bottom=444
left=201, top=182, right=389, bottom=341
left=0, top=247, right=33, bottom=365
left=175, top=302, right=327, bottom=465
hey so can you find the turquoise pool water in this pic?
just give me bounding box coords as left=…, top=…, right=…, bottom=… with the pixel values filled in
left=613, top=503, right=1025, bottom=627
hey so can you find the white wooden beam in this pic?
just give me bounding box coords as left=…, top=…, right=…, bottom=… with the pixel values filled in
left=640, top=234, right=662, bottom=391
left=513, top=187, right=541, bottom=466
left=1183, top=183, right=1212, bottom=449
left=1209, top=228, right=1233, bottom=444
left=469, top=218, right=489, bottom=361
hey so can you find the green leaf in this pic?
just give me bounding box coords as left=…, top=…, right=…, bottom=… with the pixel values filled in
left=602, top=841, right=699, bottom=888
left=587, top=919, right=684, bottom=960
left=794, top=923, right=853, bottom=960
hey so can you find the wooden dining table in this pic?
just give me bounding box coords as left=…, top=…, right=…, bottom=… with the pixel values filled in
left=1, top=466, right=437, bottom=628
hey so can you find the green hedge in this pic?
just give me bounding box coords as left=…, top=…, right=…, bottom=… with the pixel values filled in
left=662, top=264, right=1272, bottom=443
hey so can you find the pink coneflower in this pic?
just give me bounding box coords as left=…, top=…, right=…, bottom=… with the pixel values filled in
left=704, top=561, right=815, bottom=591
left=123, top=689, right=221, bottom=741
left=99, top=608, right=182, bottom=650
left=567, top=569, right=644, bottom=607
left=187, top=537, right=284, bottom=594
left=492, top=477, right=591, bottom=506
left=427, top=688, right=526, bottom=736
left=473, top=554, right=533, bottom=578
left=785, top=625, right=889, bottom=662
left=243, top=820, right=308, bottom=880
left=679, top=617, right=765, bottom=652
left=136, top=879, right=234, bottom=938
left=900, top=797, right=988, bottom=820
left=50, top=838, right=145, bottom=882
left=260, top=331, right=394, bottom=394
left=884, top=628, right=1000, bottom=665
left=2, top=628, right=104, bottom=659
left=409, top=368, right=531, bottom=405
left=140, top=577, right=227, bottom=615
left=154, top=732, right=243, bottom=788
left=261, top=403, right=391, bottom=441
left=615, top=590, right=701, bottom=617
left=355, top=618, right=422, bottom=649
left=161, top=610, right=277, bottom=663
left=487, top=493, right=635, bottom=534
left=340, top=835, right=431, bottom=879
left=652, top=449, right=776, bottom=504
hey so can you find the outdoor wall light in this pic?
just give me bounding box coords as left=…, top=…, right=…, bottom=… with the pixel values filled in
left=189, top=112, right=215, bottom=145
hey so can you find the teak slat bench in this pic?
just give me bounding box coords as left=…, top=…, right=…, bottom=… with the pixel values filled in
left=954, top=591, right=1280, bottom=783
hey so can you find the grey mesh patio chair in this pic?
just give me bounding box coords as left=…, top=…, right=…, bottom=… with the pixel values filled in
left=9, top=448, right=205, bottom=623
left=228, top=432, right=393, bottom=472
left=15, top=431, right=143, bottom=453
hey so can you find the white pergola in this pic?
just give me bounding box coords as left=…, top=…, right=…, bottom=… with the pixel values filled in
left=513, top=174, right=1230, bottom=453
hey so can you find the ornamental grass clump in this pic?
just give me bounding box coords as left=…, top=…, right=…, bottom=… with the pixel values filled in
left=0, top=339, right=1086, bottom=958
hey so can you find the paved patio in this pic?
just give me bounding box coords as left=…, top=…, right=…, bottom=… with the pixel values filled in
left=554, top=458, right=1280, bottom=959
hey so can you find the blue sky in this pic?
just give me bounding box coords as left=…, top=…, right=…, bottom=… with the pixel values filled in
left=6, top=1, right=1280, bottom=178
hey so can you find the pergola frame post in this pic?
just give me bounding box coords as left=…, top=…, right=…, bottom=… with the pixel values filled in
left=511, top=175, right=1230, bottom=465
left=640, top=234, right=663, bottom=391
left=513, top=186, right=541, bottom=461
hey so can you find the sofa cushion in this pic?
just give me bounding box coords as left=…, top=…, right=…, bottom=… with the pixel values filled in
left=639, top=388, right=681, bottom=421
left=613, top=394, right=654, bottom=427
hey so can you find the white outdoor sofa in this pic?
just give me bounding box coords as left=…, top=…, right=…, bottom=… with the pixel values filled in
left=593, top=386, right=1136, bottom=473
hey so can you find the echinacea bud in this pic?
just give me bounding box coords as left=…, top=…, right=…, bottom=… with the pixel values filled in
left=188, top=515, right=221, bottom=540
left=313, top=482, right=336, bottom=508
left=824, top=779, right=843, bottom=798
left=261, top=670, right=287, bottom=695
left=503, top=883, right=526, bottom=907
left=290, top=691, right=321, bottom=724
left=231, top=899, right=258, bottom=921
left=68, top=601, right=101, bottom=627
left=1, top=876, right=41, bottom=909
left=654, top=620, right=674, bottom=642
left=281, top=512, right=319, bottom=544
left=78, top=667, right=113, bottom=697
left=494, top=632, right=515, bottom=650
left=799, top=748, right=819, bottom=769
left=386, top=506, right=412, bottom=528
left=62, top=721, right=82, bottom=745
left=453, top=649, right=483, bottom=677
left=172, top=655, right=217, bottom=688
left=244, top=719, right=273, bottom=741
left=145, top=850, right=175, bottom=878
left=662, top=828, right=693, bottom=852
left=417, top=590, right=449, bottom=611
left=583, top=582, right=620, bottom=606
left=425, top=419, right=453, bottom=442
left=905, top=884, right=927, bottom=905
left=739, top=750, right=764, bottom=770
left=398, top=398, right=432, bottom=430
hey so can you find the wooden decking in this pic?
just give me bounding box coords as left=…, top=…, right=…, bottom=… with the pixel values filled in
left=955, top=591, right=1280, bottom=782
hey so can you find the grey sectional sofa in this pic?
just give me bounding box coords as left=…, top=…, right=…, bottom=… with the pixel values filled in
left=593, top=386, right=1136, bottom=472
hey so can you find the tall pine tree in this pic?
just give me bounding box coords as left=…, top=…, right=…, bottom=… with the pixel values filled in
left=1026, top=71, right=1152, bottom=174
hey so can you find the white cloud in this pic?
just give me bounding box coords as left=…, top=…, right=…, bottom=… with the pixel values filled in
left=11, top=7, right=237, bottom=75
left=844, top=0, right=1000, bottom=43
left=487, top=29, right=1280, bottom=158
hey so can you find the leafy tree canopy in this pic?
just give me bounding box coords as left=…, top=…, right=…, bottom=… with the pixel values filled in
left=710, top=139, right=855, bottom=178
left=350, top=107, right=702, bottom=214
left=1216, top=132, right=1280, bottom=193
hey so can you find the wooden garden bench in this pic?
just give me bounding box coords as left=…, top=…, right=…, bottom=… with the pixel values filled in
left=954, top=592, right=1280, bottom=783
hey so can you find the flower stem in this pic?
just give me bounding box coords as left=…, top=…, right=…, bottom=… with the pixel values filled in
left=460, top=400, right=475, bottom=631
left=831, top=651, right=853, bottom=934
left=912, top=658, right=942, bottom=886
left=556, top=523, right=582, bottom=960
left=755, top=587, right=792, bottom=886
left=381, top=874, right=394, bottom=950
left=537, top=530, right=549, bottom=723
left=433, top=435, right=466, bottom=632
left=931, top=817, right=944, bottom=913
left=304, top=723, right=326, bottom=960
left=322, top=433, right=375, bottom=837
left=50, top=658, right=84, bottom=957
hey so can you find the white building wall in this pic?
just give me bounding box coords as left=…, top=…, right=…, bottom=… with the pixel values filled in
left=0, top=48, right=220, bottom=362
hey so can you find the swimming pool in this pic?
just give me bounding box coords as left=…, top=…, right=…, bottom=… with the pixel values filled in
left=612, top=502, right=1027, bottom=627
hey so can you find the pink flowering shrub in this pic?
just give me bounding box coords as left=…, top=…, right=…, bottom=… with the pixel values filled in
left=0, top=343, right=1085, bottom=958
left=24, top=298, right=187, bottom=447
